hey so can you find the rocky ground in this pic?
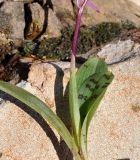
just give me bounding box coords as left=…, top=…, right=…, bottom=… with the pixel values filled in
left=0, top=27, right=140, bottom=82
left=0, top=0, right=140, bottom=160
left=0, top=0, right=140, bottom=39
left=0, top=29, right=140, bottom=159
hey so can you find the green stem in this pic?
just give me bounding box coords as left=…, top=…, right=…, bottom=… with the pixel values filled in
left=70, top=53, right=76, bottom=73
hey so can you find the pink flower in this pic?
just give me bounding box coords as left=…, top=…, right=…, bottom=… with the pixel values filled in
left=77, top=0, right=100, bottom=12
left=71, top=0, right=100, bottom=55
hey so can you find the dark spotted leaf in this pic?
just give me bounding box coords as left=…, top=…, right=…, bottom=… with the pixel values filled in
left=69, top=70, right=81, bottom=147
left=76, top=57, right=109, bottom=113
left=80, top=71, right=114, bottom=122
left=75, top=58, right=114, bottom=159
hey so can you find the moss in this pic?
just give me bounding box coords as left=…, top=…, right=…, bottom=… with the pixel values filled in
left=93, top=20, right=136, bottom=46
left=21, top=21, right=137, bottom=58
left=92, top=22, right=121, bottom=46
left=78, top=25, right=95, bottom=53
left=121, top=20, right=136, bottom=30
left=22, top=26, right=94, bottom=58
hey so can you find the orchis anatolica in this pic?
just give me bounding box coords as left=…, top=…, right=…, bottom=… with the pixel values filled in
left=69, top=1, right=101, bottom=159
left=0, top=1, right=114, bottom=160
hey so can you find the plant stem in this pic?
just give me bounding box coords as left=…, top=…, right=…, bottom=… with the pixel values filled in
left=71, top=10, right=82, bottom=56
left=70, top=53, right=81, bottom=147
left=70, top=1, right=89, bottom=159
left=71, top=1, right=88, bottom=56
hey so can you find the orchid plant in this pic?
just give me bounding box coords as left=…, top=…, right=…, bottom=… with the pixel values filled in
left=0, top=1, right=113, bottom=160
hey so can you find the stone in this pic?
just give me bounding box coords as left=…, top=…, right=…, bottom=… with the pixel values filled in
left=28, top=0, right=74, bottom=37
left=88, top=57, right=140, bottom=160
left=47, top=9, right=62, bottom=38
left=0, top=32, right=11, bottom=45
left=80, top=0, right=140, bottom=27
left=29, top=2, right=62, bottom=39
left=129, top=0, right=140, bottom=6
left=0, top=1, right=25, bottom=39
left=52, top=0, right=75, bottom=27
left=77, top=39, right=140, bottom=65
left=0, top=54, right=140, bottom=159
left=97, top=39, right=140, bottom=64
left=28, top=61, right=70, bottom=109
left=29, top=3, right=44, bottom=32
left=26, top=0, right=140, bottom=30
left=0, top=81, right=60, bottom=160
left=1, top=0, right=140, bottom=40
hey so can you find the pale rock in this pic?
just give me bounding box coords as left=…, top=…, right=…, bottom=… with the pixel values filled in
left=129, top=0, right=140, bottom=6
left=1, top=0, right=140, bottom=39
left=28, top=61, right=70, bottom=109
left=30, top=2, right=62, bottom=38
left=0, top=1, right=24, bottom=39
left=0, top=55, right=140, bottom=159
left=52, top=0, right=74, bottom=26
left=0, top=65, right=72, bottom=160
left=30, top=3, right=44, bottom=29
left=88, top=57, right=140, bottom=160
left=80, top=0, right=140, bottom=27
left=97, top=40, right=140, bottom=64
left=47, top=10, right=62, bottom=38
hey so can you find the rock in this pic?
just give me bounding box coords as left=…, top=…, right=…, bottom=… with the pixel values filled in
left=76, top=39, right=140, bottom=64
left=27, top=0, right=74, bottom=39
left=0, top=32, right=12, bottom=45
left=0, top=1, right=25, bottom=39
left=47, top=9, right=62, bottom=38
left=0, top=81, right=61, bottom=160
left=49, top=0, right=140, bottom=28
left=1, top=0, right=140, bottom=40
left=52, top=0, right=74, bottom=27
left=129, top=0, right=140, bottom=6
left=97, top=39, right=140, bottom=64
left=28, top=61, right=70, bottom=109
left=0, top=55, right=140, bottom=159
left=29, top=2, right=62, bottom=39
left=88, top=57, right=140, bottom=160
left=80, top=0, right=140, bottom=27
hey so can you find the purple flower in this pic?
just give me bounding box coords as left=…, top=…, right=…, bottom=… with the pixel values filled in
left=71, top=0, right=100, bottom=56
left=77, top=0, right=100, bottom=12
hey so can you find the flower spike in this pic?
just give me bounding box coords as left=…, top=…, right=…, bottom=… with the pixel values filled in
left=87, top=0, right=100, bottom=12
left=71, top=0, right=100, bottom=56
left=76, top=0, right=100, bottom=12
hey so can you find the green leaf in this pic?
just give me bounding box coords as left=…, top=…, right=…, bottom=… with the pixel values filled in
left=76, top=58, right=108, bottom=114
left=80, top=75, right=114, bottom=159
left=69, top=71, right=81, bottom=147
left=80, top=71, right=114, bottom=122
left=80, top=91, right=106, bottom=160
left=0, top=81, right=81, bottom=159
left=76, top=58, right=107, bottom=92
left=77, top=72, right=103, bottom=108
left=75, top=57, right=114, bottom=159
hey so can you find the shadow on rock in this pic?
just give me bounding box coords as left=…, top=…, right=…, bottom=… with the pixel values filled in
left=0, top=62, right=73, bottom=160
left=50, top=62, right=73, bottom=160
left=24, top=0, right=53, bottom=40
